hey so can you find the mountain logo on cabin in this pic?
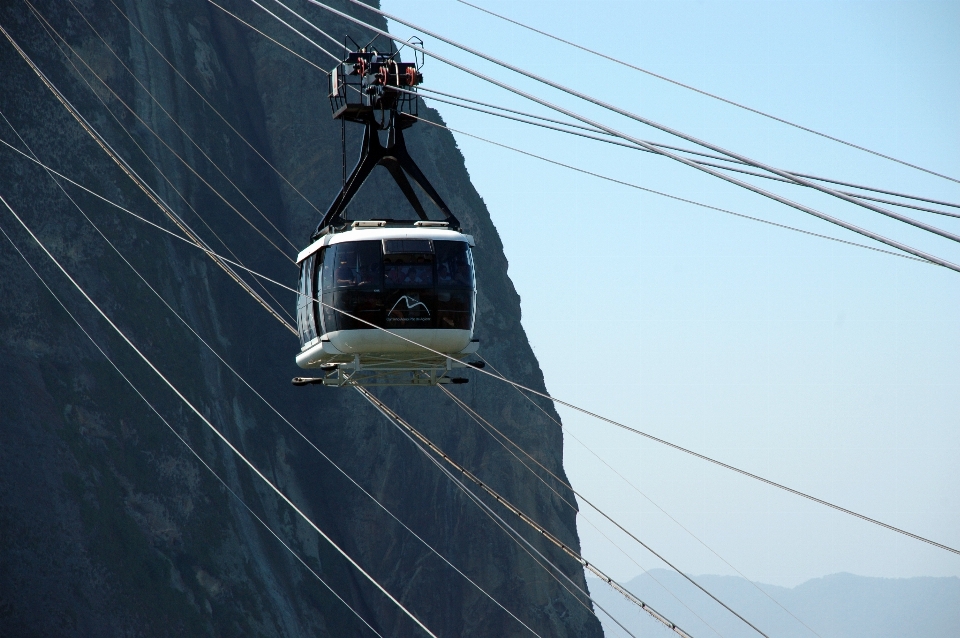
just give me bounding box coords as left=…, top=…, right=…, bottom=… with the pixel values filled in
left=388, top=295, right=430, bottom=317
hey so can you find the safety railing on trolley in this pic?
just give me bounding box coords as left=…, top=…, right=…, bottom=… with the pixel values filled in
left=328, top=35, right=424, bottom=129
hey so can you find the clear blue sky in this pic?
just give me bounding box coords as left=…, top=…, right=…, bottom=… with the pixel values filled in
left=381, top=0, right=960, bottom=588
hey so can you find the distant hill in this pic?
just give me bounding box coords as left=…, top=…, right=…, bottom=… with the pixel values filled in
left=589, top=570, right=959, bottom=637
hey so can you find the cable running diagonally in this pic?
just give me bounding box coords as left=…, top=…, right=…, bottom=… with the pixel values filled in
left=473, top=356, right=822, bottom=638
left=303, top=1, right=960, bottom=272
left=438, top=386, right=730, bottom=638
left=356, top=386, right=652, bottom=638
left=0, top=192, right=438, bottom=638
left=244, top=0, right=960, bottom=262
left=28, top=0, right=297, bottom=262
left=1, top=110, right=540, bottom=636
left=0, top=21, right=296, bottom=333
left=395, top=87, right=960, bottom=220
left=7, top=148, right=944, bottom=561
left=340, top=1, right=960, bottom=250
left=11, top=8, right=955, bottom=559
left=454, top=0, right=960, bottom=185
left=107, top=0, right=327, bottom=221
left=0, top=221, right=385, bottom=638
left=404, top=114, right=929, bottom=264
left=65, top=0, right=299, bottom=252
left=245, top=0, right=340, bottom=62
left=20, top=4, right=296, bottom=321
left=439, top=387, right=773, bottom=638
left=0, top=126, right=930, bottom=274
left=268, top=274, right=960, bottom=556
left=205, top=0, right=328, bottom=72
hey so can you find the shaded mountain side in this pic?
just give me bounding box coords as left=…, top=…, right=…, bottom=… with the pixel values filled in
left=0, top=0, right=603, bottom=636
left=590, top=571, right=960, bottom=637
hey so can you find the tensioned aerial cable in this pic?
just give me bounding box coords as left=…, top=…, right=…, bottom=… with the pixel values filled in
left=437, top=388, right=730, bottom=638
left=394, top=86, right=960, bottom=220
left=11, top=5, right=295, bottom=323
left=439, top=387, right=776, bottom=638
left=0, top=21, right=297, bottom=333
left=302, top=0, right=960, bottom=272
left=0, top=113, right=541, bottom=638
left=22, top=10, right=297, bottom=325
left=245, top=2, right=959, bottom=258
left=454, top=0, right=960, bottom=186
left=404, top=87, right=960, bottom=219
left=0, top=120, right=931, bottom=272
left=8, top=7, right=955, bottom=560
left=105, top=0, right=327, bottom=222
left=243, top=0, right=960, bottom=217
left=279, top=276, right=960, bottom=556
left=439, top=388, right=781, bottom=637
left=244, top=0, right=339, bottom=61
left=0, top=192, right=439, bottom=638
left=403, top=113, right=929, bottom=265
left=64, top=0, right=300, bottom=252
left=266, top=0, right=351, bottom=52
left=0, top=222, right=385, bottom=638
left=26, top=0, right=298, bottom=264
left=248, top=4, right=951, bottom=266
left=356, top=386, right=666, bottom=638
left=0, top=11, right=828, bottom=636
left=473, top=355, right=822, bottom=638
left=7, top=140, right=952, bottom=559
left=204, top=0, right=328, bottom=72
left=245, top=0, right=960, bottom=223
left=337, top=0, right=960, bottom=250
left=358, top=387, right=639, bottom=638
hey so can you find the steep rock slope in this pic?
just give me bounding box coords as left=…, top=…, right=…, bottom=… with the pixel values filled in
left=0, top=0, right=602, bottom=636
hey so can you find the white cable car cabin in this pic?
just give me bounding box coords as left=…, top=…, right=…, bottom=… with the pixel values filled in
left=296, top=220, right=478, bottom=372
left=292, top=42, right=481, bottom=386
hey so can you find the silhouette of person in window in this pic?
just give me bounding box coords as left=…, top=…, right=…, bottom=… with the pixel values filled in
left=335, top=258, right=354, bottom=286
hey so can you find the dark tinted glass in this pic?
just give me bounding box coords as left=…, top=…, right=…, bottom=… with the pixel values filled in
left=435, top=241, right=474, bottom=288
left=296, top=253, right=318, bottom=347
left=329, top=241, right=382, bottom=289
left=334, top=290, right=384, bottom=330
left=315, top=237, right=474, bottom=334
left=436, top=289, right=474, bottom=329
left=384, top=252, right=434, bottom=288
left=383, top=239, right=433, bottom=254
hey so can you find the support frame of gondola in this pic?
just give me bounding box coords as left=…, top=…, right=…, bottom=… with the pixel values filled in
left=313, top=36, right=460, bottom=240
left=293, top=38, right=478, bottom=388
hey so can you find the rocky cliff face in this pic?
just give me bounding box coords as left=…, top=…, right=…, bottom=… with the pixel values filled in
left=0, top=1, right=602, bottom=636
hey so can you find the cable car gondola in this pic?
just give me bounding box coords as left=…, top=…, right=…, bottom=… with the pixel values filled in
left=293, top=40, right=479, bottom=387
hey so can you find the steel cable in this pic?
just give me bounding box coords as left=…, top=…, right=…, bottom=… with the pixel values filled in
left=7, top=138, right=953, bottom=558
left=0, top=21, right=296, bottom=333
left=473, top=356, right=824, bottom=638
left=27, top=0, right=298, bottom=263
left=438, top=386, right=730, bottom=638
left=0, top=221, right=385, bottom=638
left=403, top=87, right=960, bottom=219
left=1, top=107, right=542, bottom=636
left=322, top=0, right=960, bottom=269
left=351, top=0, right=960, bottom=244
left=356, top=386, right=658, bottom=638
left=454, top=0, right=960, bottom=186
left=0, top=192, right=438, bottom=638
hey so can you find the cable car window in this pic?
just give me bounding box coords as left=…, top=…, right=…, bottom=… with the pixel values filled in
left=437, top=289, right=473, bottom=329
left=384, top=252, right=434, bottom=288
left=327, top=241, right=382, bottom=289
left=435, top=241, right=474, bottom=288
left=297, top=253, right=318, bottom=348
left=382, top=239, right=433, bottom=254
